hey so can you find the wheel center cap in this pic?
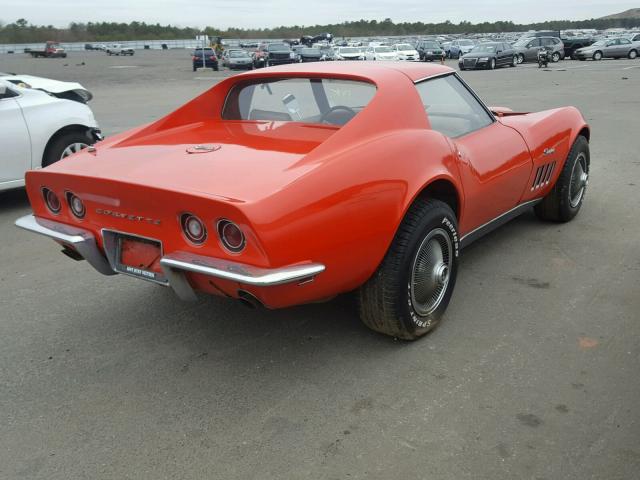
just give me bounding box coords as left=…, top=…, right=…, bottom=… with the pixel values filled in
left=433, top=263, right=449, bottom=286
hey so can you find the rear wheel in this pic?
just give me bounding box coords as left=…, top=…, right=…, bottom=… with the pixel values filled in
left=551, top=52, right=561, bottom=62
left=358, top=198, right=459, bottom=340
left=43, top=130, right=94, bottom=167
left=534, top=135, right=590, bottom=222
left=489, top=58, right=496, bottom=70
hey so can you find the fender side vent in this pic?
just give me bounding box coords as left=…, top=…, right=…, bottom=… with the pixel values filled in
left=531, top=161, right=556, bottom=190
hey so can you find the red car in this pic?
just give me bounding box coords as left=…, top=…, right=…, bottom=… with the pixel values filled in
left=16, top=63, right=590, bottom=340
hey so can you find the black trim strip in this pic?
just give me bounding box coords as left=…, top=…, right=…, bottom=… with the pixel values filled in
left=460, top=199, right=541, bottom=249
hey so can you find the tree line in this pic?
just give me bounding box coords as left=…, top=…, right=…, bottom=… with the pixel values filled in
left=1, top=16, right=639, bottom=43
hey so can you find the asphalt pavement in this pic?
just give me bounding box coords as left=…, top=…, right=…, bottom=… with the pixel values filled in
left=1, top=50, right=639, bottom=479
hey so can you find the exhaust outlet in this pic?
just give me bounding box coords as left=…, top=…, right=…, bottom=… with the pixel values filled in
left=237, top=290, right=263, bottom=309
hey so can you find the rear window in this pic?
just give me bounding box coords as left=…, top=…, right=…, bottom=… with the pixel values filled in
left=223, top=78, right=376, bottom=126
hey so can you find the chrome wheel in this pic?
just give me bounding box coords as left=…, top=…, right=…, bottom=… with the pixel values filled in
left=410, top=228, right=453, bottom=316
left=61, top=142, right=88, bottom=159
left=569, top=152, right=588, bottom=208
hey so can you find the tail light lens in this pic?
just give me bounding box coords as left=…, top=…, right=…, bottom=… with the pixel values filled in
left=42, top=188, right=61, bottom=214
left=217, top=219, right=245, bottom=253
left=180, top=213, right=206, bottom=244
left=209, top=55, right=217, bottom=60
left=66, top=192, right=85, bottom=218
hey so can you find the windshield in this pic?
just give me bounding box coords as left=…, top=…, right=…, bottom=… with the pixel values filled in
left=459, top=40, right=474, bottom=46
left=223, top=78, right=376, bottom=126
left=592, top=40, right=606, bottom=46
left=395, top=44, right=414, bottom=50
left=472, top=44, right=497, bottom=53
left=424, top=42, right=440, bottom=48
left=513, top=37, right=531, bottom=46
left=268, top=43, right=289, bottom=50
left=339, top=47, right=359, bottom=53
left=375, top=46, right=392, bottom=53
left=302, top=48, right=320, bottom=54
left=229, top=51, right=248, bottom=57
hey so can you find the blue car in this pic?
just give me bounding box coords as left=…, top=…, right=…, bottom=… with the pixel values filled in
left=448, top=39, right=476, bottom=59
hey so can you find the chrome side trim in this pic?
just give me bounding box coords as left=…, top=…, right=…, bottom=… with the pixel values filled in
left=160, top=251, right=325, bottom=302
left=15, top=214, right=115, bottom=275
left=460, top=199, right=541, bottom=249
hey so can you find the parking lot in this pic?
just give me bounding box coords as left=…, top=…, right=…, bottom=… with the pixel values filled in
left=1, top=49, right=640, bottom=479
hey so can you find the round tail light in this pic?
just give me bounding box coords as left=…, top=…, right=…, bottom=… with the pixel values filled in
left=180, top=213, right=207, bottom=244
left=42, top=188, right=61, bottom=214
left=66, top=192, right=85, bottom=218
left=217, top=219, right=245, bottom=253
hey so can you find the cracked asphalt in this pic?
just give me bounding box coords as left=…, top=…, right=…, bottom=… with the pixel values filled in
left=1, top=50, right=639, bottom=479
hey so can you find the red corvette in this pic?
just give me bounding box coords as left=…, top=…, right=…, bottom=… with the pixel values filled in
left=16, top=62, right=590, bottom=340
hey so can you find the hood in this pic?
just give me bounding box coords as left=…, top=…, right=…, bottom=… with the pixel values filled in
left=1, top=74, right=92, bottom=102
left=45, top=120, right=338, bottom=203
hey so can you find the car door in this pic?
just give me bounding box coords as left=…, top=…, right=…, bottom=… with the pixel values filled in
left=0, top=84, right=31, bottom=187
left=415, top=74, right=532, bottom=232
left=496, top=43, right=508, bottom=65
left=525, top=38, right=541, bottom=61
left=617, top=38, right=632, bottom=56
left=603, top=40, right=618, bottom=58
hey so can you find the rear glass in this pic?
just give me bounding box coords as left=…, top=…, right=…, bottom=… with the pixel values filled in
left=223, top=78, right=376, bottom=126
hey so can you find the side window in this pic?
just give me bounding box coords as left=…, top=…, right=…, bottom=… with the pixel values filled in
left=415, top=75, right=494, bottom=138
left=0, top=84, right=18, bottom=99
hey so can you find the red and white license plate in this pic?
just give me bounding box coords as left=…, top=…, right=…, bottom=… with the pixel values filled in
left=114, top=234, right=166, bottom=283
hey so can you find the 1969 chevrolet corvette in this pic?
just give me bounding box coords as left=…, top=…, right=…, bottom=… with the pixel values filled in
left=16, top=62, right=590, bottom=340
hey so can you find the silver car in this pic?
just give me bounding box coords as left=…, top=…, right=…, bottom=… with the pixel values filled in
left=574, top=38, right=639, bottom=61
left=513, top=36, right=564, bottom=63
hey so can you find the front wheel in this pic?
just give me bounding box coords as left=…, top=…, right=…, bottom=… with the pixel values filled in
left=629, top=49, right=638, bottom=59
left=43, top=130, right=94, bottom=167
left=535, top=135, right=590, bottom=222
left=517, top=54, right=524, bottom=64
left=511, top=55, right=518, bottom=67
left=358, top=198, right=459, bottom=340
left=489, top=58, right=496, bottom=70
left=593, top=51, right=603, bottom=61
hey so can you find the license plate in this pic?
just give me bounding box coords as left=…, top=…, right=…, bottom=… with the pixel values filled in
left=114, top=234, right=166, bottom=283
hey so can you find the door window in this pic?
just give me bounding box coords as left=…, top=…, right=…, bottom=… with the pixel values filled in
left=415, top=75, right=494, bottom=138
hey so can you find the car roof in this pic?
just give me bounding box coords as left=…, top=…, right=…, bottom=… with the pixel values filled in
left=234, top=61, right=453, bottom=83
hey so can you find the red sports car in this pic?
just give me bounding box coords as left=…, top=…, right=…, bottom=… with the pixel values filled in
left=16, top=62, right=590, bottom=340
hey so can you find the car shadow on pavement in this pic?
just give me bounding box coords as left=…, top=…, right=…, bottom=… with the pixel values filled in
left=0, top=188, right=30, bottom=213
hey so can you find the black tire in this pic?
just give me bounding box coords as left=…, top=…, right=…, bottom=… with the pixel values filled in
left=489, top=58, right=496, bottom=70
left=43, top=130, right=94, bottom=167
left=511, top=55, right=517, bottom=67
left=214, top=65, right=219, bottom=71
left=192, top=65, right=196, bottom=72
left=629, top=49, right=638, bottom=60
left=534, top=135, right=590, bottom=222
left=517, top=54, right=524, bottom=64
left=551, top=52, right=560, bottom=62
left=358, top=198, right=459, bottom=340
left=593, top=51, right=602, bottom=61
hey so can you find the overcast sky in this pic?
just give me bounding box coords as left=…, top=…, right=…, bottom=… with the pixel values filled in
left=2, top=1, right=637, bottom=29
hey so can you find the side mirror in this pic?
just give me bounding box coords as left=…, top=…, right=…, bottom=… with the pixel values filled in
left=497, top=49, right=503, bottom=53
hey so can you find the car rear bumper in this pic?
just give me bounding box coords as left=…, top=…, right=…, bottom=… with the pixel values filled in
left=15, top=214, right=325, bottom=302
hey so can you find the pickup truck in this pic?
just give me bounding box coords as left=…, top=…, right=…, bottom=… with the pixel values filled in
left=106, top=44, right=135, bottom=56
left=28, top=41, right=67, bottom=58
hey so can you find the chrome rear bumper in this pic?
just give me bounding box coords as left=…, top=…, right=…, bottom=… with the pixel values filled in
left=15, top=214, right=325, bottom=301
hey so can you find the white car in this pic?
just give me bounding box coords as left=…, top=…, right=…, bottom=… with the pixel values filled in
left=335, top=46, right=364, bottom=60
left=364, top=46, right=398, bottom=61
left=106, top=44, right=134, bottom=56
left=0, top=75, right=101, bottom=192
left=393, top=43, right=420, bottom=61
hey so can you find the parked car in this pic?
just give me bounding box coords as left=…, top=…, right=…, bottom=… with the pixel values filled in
left=392, top=43, right=420, bottom=61
left=561, top=37, right=595, bottom=59
left=416, top=39, right=444, bottom=61
left=513, top=36, right=564, bottom=63
left=627, top=33, right=640, bottom=43
left=15, top=63, right=590, bottom=340
left=222, top=49, right=253, bottom=70
left=316, top=45, right=337, bottom=61
left=363, top=45, right=398, bottom=61
left=574, top=38, right=639, bottom=60
left=459, top=42, right=517, bottom=70
left=448, top=39, right=475, bottom=58
left=253, top=42, right=297, bottom=68
left=28, top=41, right=67, bottom=58
left=0, top=75, right=101, bottom=192
left=298, top=48, right=323, bottom=62
left=334, top=46, right=364, bottom=60
left=192, top=48, right=219, bottom=71
left=106, top=44, right=134, bottom=56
